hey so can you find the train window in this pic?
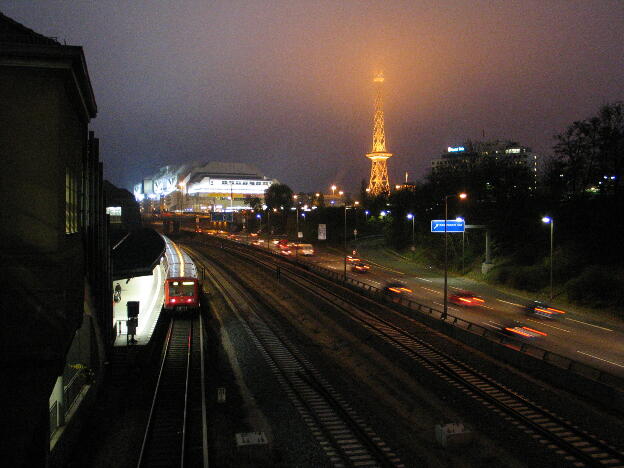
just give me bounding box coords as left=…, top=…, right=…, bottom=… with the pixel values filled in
left=169, top=281, right=195, bottom=297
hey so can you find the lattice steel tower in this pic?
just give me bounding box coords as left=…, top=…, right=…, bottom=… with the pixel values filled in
left=366, top=72, right=392, bottom=195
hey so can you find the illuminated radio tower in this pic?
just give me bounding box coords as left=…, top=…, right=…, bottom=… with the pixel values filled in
left=366, top=72, right=392, bottom=195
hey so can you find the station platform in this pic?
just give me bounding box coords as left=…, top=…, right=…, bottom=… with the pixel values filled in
left=113, top=235, right=197, bottom=347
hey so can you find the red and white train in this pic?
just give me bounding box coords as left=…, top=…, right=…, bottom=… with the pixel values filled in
left=163, top=276, right=200, bottom=313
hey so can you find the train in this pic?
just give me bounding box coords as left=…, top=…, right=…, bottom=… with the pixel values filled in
left=162, top=237, right=201, bottom=313
left=163, top=277, right=201, bottom=313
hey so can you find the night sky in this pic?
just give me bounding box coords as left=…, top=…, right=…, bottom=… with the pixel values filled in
left=3, top=1, right=623, bottom=193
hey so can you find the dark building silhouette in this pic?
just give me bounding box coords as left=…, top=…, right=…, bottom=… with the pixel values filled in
left=104, top=180, right=142, bottom=232
left=0, top=12, right=111, bottom=467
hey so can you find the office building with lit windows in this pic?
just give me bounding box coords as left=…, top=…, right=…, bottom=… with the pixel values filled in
left=431, top=140, right=538, bottom=187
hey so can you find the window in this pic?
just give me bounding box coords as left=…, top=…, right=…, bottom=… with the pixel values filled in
left=106, top=206, right=122, bottom=224
left=65, top=169, right=79, bottom=234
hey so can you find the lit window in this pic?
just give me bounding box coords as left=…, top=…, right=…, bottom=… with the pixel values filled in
left=65, top=168, right=79, bottom=234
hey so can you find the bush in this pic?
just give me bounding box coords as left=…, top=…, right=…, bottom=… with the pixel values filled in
left=508, top=265, right=548, bottom=292
left=566, top=266, right=624, bottom=307
left=485, top=264, right=512, bottom=284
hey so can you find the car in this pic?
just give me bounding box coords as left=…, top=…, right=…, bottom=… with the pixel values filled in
left=249, top=233, right=258, bottom=237
left=500, top=322, right=548, bottom=340
left=383, top=282, right=413, bottom=295
left=449, top=290, right=485, bottom=307
left=279, top=248, right=292, bottom=256
left=346, top=255, right=360, bottom=263
left=351, top=262, right=370, bottom=273
left=524, top=301, right=566, bottom=319
left=251, top=240, right=262, bottom=246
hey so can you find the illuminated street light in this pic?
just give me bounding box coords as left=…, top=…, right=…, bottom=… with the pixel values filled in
left=331, top=185, right=337, bottom=196
left=443, top=193, right=468, bottom=320
left=407, top=213, right=415, bottom=247
left=542, top=216, right=554, bottom=300
left=339, top=190, right=344, bottom=196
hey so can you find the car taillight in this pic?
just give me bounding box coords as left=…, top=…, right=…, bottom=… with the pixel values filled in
left=547, top=307, right=565, bottom=314
left=534, top=307, right=553, bottom=314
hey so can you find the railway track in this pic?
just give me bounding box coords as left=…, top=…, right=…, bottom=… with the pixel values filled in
left=191, top=248, right=404, bottom=468
left=137, top=316, right=209, bottom=468
left=206, top=240, right=624, bottom=468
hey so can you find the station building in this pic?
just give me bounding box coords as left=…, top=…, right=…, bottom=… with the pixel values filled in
left=1, top=12, right=111, bottom=467
left=134, top=161, right=278, bottom=213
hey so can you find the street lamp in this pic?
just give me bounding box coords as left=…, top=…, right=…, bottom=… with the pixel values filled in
left=343, top=204, right=355, bottom=280
left=331, top=185, right=337, bottom=196
left=407, top=213, right=415, bottom=247
left=542, top=216, right=554, bottom=300
left=293, top=195, right=299, bottom=239
left=443, top=192, right=467, bottom=320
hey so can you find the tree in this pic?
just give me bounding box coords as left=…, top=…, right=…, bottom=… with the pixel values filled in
left=551, top=101, right=624, bottom=199
left=264, top=183, right=294, bottom=210
left=264, top=183, right=294, bottom=234
left=244, top=196, right=262, bottom=211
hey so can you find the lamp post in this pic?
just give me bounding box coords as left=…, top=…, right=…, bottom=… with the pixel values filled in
left=293, top=195, right=299, bottom=239
left=443, top=193, right=467, bottom=320
left=407, top=213, right=415, bottom=248
left=542, top=216, right=554, bottom=300
left=266, top=209, right=271, bottom=249
left=331, top=185, right=337, bottom=196
left=344, top=204, right=348, bottom=280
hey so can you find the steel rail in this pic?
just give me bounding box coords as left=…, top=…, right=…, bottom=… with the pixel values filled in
left=190, top=248, right=401, bottom=467
left=137, top=318, right=194, bottom=468
left=204, top=240, right=624, bottom=467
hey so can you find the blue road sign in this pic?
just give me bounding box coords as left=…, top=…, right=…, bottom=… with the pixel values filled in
left=431, top=219, right=465, bottom=233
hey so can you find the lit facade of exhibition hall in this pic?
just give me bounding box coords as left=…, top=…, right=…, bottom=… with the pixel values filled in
left=133, top=161, right=278, bottom=213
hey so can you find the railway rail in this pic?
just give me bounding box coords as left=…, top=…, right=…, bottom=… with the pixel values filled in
left=189, top=247, right=404, bottom=468
left=137, top=316, right=209, bottom=468
left=198, top=239, right=624, bottom=467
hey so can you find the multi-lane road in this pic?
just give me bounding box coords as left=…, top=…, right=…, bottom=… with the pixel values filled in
left=200, top=229, right=624, bottom=378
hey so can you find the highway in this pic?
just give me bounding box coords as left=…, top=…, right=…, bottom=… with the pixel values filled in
left=208, top=229, right=624, bottom=378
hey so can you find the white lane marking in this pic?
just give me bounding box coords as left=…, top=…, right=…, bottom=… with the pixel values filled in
left=482, top=305, right=495, bottom=310
left=526, top=318, right=571, bottom=333
left=364, top=260, right=405, bottom=275
left=565, top=317, right=613, bottom=332
left=415, top=277, right=433, bottom=282
left=576, top=351, right=624, bottom=368
left=433, top=302, right=459, bottom=312
left=420, top=287, right=441, bottom=294
left=483, top=321, right=503, bottom=329
left=497, top=299, right=524, bottom=307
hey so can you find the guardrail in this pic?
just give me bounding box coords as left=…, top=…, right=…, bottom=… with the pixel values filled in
left=199, top=234, right=624, bottom=410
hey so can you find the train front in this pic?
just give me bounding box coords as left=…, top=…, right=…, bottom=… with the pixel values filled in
left=164, top=277, right=200, bottom=312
